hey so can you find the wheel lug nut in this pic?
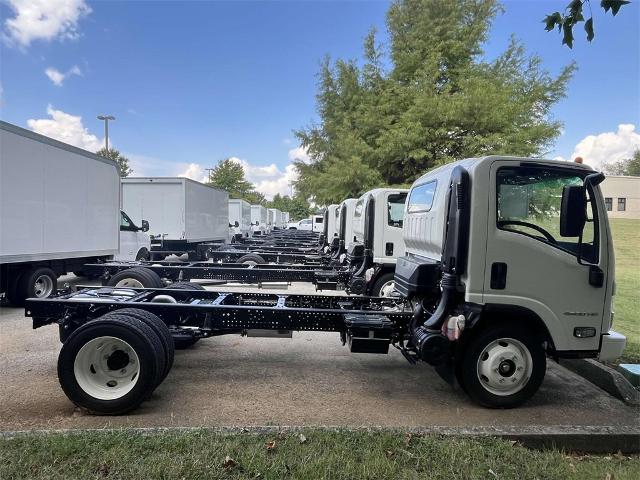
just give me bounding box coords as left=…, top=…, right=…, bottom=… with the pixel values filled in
left=121, top=369, right=126, bottom=374
left=517, top=366, right=523, bottom=371
left=499, top=379, right=505, bottom=383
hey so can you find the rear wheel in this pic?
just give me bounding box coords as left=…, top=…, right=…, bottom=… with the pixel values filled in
left=457, top=324, right=546, bottom=408
left=106, top=267, right=164, bottom=289
left=168, top=281, right=206, bottom=291
left=236, top=253, right=266, bottom=266
left=13, top=266, right=57, bottom=306
left=57, top=315, right=165, bottom=414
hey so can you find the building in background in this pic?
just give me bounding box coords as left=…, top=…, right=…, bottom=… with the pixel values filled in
left=600, top=176, right=640, bottom=219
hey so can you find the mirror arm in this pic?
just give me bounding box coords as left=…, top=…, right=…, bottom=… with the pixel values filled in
left=576, top=171, right=604, bottom=266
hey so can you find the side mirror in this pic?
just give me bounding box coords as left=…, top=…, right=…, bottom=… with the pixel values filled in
left=234, top=221, right=240, bottom=227
left=560, top=185, right=586, bottom=237
left=141, top=220, right=149, bottom=232
left=229, top=223, right=233, bottom=228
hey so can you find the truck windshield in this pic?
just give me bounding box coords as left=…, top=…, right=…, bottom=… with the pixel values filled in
left=496, top=166, right=598, bottom=263
left=387, top=193, right=407, bottom=228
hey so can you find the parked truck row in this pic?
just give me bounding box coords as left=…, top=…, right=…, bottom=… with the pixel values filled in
left=27, top=154, right=626, bottom=414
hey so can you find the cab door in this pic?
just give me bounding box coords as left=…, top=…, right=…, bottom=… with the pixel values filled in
left=117, top=211, right=137, bottom=261
left=483, top=161, right=609, bottom=352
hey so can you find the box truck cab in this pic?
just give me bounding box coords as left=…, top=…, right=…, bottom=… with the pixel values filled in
left=324, top=204, right=340, bottom=240
left=114, top=210, right=152, bottom=261
left=228, top=199, right=252, bottom=240
left=394, top=155, right=625, bottom=407
left=341, top=188, right=407, bottom=296
left=251, top=205, right=268, bottom=235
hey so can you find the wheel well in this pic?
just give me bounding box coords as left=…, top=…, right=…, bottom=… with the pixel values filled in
left=465, top=305, right=556, bottom=352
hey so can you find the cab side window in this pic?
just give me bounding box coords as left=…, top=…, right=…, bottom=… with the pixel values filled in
left=387, top=193, right=407, bottom=228
left=120, top=211, right=138, bottom=232
left=496, top=167, right=598, bottom=263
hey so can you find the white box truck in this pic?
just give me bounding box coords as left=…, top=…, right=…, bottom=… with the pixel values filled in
left=121, top=177, right=228, bottom=260
left=251, top=205, right=268, bottom=235
left=268, top=208, right=283, bottom=229
left=0, top=121, right=149, bottom=305
left=228, top=199, right=252, bottom=240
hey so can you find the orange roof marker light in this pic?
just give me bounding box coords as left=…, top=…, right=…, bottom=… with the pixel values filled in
left=574, top=156, right=584, bottom=164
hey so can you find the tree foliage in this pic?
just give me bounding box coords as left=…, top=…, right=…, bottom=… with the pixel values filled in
left=267, top=193, right=311, bottom=220
left=543, top=0, right=631, bottom=48
left=96, top=147, right=133, bottom=177
left=294, top=0, right=575, bottom=204
left=604, top=149, right=640, bottom=176
left=207, top=158, right=265, bottom=204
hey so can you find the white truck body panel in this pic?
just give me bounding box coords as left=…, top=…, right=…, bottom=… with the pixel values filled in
left=339, top=198, right=357, bottom=245
left=251, top=205, right=268, bottom=234
left=311, top=214, right=324, bottom=232
left=404, top=155, right=617, bottom=353
left=0, top=121, right=120, bottom=264
left=268, top=208, right=283, bottom=228
left=326, top=204, right=339, bottom=239
left=121, top=177, right=228, bottom=243
left=353, top=188, right=408, bottom=264
left=229, top=199, right=252, bottom=238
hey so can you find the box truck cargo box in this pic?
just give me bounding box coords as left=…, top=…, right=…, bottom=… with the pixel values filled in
left=228, top=199, right=252, bottom=239
left=0, top=121, right=123, bottom=305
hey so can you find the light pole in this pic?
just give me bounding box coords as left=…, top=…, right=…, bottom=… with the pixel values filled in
left=97, top=115, right=115, bottom=152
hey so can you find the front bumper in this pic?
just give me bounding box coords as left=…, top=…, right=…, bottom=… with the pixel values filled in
left=598, top=330, right=627, bottom=362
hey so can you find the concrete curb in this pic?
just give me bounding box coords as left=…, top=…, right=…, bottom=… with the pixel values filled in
left=2, top=425, right=639, bottom=453
left=560, top=359, right=640, bottom=406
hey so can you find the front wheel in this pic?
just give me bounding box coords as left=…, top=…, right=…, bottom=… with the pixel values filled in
left=371, top=272, right=396, bottom=297
left=457, top=324, right=546, bottom=408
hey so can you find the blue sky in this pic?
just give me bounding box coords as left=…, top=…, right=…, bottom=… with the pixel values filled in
left=1, top=0, right=638, bottom=198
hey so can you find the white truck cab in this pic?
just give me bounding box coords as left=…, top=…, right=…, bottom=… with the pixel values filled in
left=394, top=155, right=625, bottom=408
left=114, top=210, right=151, bottom=261
left=311, top=214, right=324, bottom=232
left=324, top=204, right=340, bottom=241
left=341, top=189, right=408, bottom=296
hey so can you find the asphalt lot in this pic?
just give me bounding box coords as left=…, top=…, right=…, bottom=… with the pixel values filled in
left=1, top=274, right=638, bottom=431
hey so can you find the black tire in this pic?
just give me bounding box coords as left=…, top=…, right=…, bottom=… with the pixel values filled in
left=456, top=324, right=546, bottom=408
left=371, top=272, right=396, bottom=297
left=236, top=253, right=266, bottom=265
left=57, top=315, right=165, bottom=415
left=135, top=248, right=151, bottom=261
left=6, top=270, right=24, bottom=307
left=167, top=281, right=206, bottom=291
left=14, top=266, right=57, bottom=306
left=106, top=267, right=164, bottom=289
left=102, top=308, right=174, bottom=381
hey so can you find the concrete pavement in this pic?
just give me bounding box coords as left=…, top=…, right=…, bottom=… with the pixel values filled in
left=1, top=275, right=638, bottom=433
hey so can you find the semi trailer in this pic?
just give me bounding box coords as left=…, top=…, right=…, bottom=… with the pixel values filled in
left=0, top=121, right=150, bottom=306
left=121, top=177, right=228, bottom=260
left=27, top=155, right=625, bottom=414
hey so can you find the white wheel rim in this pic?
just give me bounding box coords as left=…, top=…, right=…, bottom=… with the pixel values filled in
left=115, top=278, right=144, bottom=288
left=74, top=336, right=140, bottom=400
left=33, top=274, right=55, bottom=297
left=476, top=337, right=532, bottom=396
left=378, top=280, right=396, bottom=297
left=242, top=260, right=258, bottom=266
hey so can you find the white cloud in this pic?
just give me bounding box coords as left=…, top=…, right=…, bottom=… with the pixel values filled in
left=178, top=163, right=209, bottom=183
left=3, top=0, right=91, bottom=47
left=44, top=65, right=81, bottom=86
left=27, top=105, right=102, bottom=151
left=175, top=157, right=297, bottom=200
left=288, top=145, right=312, bottom=164
left=567, top=124, right=640, bottom=171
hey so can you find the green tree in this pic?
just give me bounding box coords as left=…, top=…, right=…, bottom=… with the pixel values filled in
left=295, top=0, right=574, bottom=204
left=543, top=0, right=631, bottom=48
left=267, top=193, right=311, bottom=220
left=604, top=149, right=640, bottom=176
left=207, top=158, right=258, bottom=202
left=96, top=147, right=133, bottom=177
